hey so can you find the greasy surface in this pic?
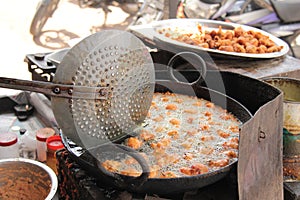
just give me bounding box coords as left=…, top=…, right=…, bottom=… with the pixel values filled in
left=102, top=92, right=241, bottom=178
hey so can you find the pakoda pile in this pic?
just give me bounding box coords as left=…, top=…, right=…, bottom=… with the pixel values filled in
left=158, top=24, right=283, bottom=54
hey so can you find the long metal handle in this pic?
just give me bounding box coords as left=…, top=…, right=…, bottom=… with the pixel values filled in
left=167, top=51, right=207, bottom=85
left=0, top=77, right=108, bottom=100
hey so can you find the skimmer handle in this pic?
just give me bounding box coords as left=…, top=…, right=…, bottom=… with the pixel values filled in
left=0, top=77, right=108, bottom=100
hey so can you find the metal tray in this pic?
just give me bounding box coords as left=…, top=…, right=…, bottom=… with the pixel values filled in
left=130, top=19, right=290, bottom=59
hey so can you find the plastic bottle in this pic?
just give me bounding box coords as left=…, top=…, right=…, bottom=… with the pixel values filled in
left=19, top=128, right=37, bottom=160
left=46, top=135, right=64, bottom=174
left=36, top=127, right=55, bottom=162
left=0, top=132, right=19, bottom=159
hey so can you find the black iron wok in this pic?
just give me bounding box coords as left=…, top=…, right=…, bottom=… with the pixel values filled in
left=61, top=68, right=252, bottom=194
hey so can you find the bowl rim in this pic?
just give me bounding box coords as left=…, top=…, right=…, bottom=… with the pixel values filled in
left=0, top=157, right=58, bottom=200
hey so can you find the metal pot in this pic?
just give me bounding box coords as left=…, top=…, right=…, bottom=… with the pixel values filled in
left=0, top=158, right=58, bottom=200
left=263, top=77, right=300, bottom=181
left=263, top=77, right=300, bottom=156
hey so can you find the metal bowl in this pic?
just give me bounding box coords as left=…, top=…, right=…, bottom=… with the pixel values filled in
left=0, top=158, right=58, bottom=200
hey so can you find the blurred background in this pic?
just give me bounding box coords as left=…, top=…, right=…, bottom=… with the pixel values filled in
left=0, top=0, right=134, bottom=80
left=1, top=0, right=300, bottom=82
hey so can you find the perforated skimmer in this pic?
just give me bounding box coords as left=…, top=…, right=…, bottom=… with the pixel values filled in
left=0, top=30, right=155, bottom=150
left=53, top=30, right=155, bottom=149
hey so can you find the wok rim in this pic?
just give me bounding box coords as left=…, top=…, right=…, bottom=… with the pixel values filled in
left=60, top=81, right=252, bottom=194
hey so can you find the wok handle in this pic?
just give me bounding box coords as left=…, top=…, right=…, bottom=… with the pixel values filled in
left=167, top=52, right=207, bottom=85
left=95, top=144, right=150, bottom=190
left=0, top=77, right=108, bottom=100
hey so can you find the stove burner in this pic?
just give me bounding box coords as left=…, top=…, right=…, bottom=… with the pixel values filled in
left=56, top=149, right=238, bottom=200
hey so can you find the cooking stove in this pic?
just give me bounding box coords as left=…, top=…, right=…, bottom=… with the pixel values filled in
left=25, top=51, right=239, bottom=200
left=56, top=148, right=238, bottom=200
left=24, top=51, right=299, bottom=200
